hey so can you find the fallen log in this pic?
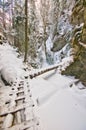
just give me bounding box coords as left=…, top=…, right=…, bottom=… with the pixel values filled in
left=29, top=64, right=59, bottom=79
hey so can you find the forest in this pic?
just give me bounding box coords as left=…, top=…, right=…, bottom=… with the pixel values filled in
left=0, top=0, right=86, bottom=130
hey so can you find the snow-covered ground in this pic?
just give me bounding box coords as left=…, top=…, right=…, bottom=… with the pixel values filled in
left=30, top=71, right=86, bottom=130
left=0, top=43, right=86, bottom=130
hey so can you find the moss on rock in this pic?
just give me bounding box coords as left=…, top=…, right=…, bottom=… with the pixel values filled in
left=62, top=46, right=86, bottom=86
left=62, top=0, right=86, bottom=86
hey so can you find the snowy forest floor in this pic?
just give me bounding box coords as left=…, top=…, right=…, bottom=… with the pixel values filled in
left=0, top=43, right=86, bottom=130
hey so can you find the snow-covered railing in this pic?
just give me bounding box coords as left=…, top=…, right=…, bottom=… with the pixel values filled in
left=29, top=56, right=74, bottom=79
left=29, top=64, right=60, bottom=79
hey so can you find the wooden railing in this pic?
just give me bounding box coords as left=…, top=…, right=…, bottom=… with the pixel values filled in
left=29, top=64, right=60, bottom=79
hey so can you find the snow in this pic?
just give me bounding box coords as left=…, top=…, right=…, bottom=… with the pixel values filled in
left=30, top=71, right=86, bottom=130
left=0, top=43, right=25, bottom=84
left=76, top=23, right=84, bottom=29
left=46, top=36, right=53, bottom=51
left=29, top=53, right=74, bottom=79
left=79, top=41, right=86, bottom=48
left=0, top=43, right=86, bottom=130
left=3, top=114, right=13, bottom=128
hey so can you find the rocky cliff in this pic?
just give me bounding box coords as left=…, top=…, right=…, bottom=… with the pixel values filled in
left=28, top=0, right=75, bottom=67
left=62, top=0, right=86, bottom=86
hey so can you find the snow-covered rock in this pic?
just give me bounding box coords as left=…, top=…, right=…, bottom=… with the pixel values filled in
left=0, top=43, right=25, bottom=84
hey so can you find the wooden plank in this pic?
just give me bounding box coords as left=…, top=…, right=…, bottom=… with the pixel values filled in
left=2, top=114, right=13, bottom=128
left=29, top=65, right=59, bottom=79
left=15, top=96, right=25, bottom=101
left=16, top=111, right=21, bottom=124
left=16, top=90, right=24, bottom=94
left=5, top=118, right=38, bottom=130
left=0, top=103, right=34, bottom=116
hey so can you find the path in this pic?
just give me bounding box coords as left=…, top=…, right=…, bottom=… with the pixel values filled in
left=30, top=69, right=86, bottom=130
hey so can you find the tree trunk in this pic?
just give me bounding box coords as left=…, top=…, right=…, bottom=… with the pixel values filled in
left=3, top=0, right=6, bottom=32
left=24, top=0, right=28, bottom=62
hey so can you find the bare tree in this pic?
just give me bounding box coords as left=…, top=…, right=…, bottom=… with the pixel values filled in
left=24, top=0, right=28, bottom=62
left=40, top=0, right=50, bottom=56
left=2, top=0, right=6, bottom=31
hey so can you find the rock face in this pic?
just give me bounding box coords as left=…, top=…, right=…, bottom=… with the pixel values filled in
left=51, top=35, right=67, bottom=52
left=51, top=0, right=74, bottom=52
left=62, top=0, right=86, bottom=86
left=28, top=0, right=75, bottom=66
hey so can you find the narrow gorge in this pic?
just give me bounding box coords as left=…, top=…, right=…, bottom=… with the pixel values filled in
left=26, top=0, right=86, bottom=85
